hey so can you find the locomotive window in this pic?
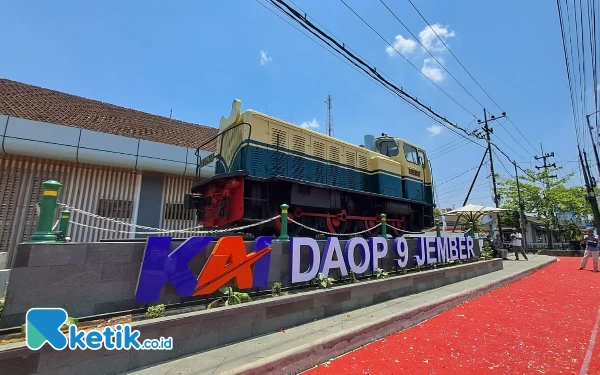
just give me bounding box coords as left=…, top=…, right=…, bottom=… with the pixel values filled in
left=404, top=144, right=419, bottom=164
left=418, top=150, right=426, bottom=168
left=378, top=140, right=399, bottom=157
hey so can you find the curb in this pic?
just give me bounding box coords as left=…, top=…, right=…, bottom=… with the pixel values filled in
left=219, top=257, right=558, bottom=375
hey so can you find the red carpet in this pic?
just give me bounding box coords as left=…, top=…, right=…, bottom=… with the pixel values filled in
left=303, top=258, right=600, bottom=375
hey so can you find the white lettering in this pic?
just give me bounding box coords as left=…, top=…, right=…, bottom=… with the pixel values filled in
left=319, top=237, right=348, bottom=277
left=290, top=237, right=321, bottom=283
left=458, top=237, right=466, bottom=259
left=394, top=237, right=409, bottom=268
left=414, top=238, right=426, bottom=266
left=466, top=237, right=475, bottom=259
left=449, top=238, right=459, bottom=260
left=426, top=237, right=437, bottom=264
left=436, top=237, right=448, bottom=263
left=344, top=237, right=371, bottom=274
left=369, top=237, right=388, bottom=272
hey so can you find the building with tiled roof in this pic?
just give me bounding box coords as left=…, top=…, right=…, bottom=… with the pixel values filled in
left=0, top=78, right=219, bottom=268
left=0, top=78, right=218, bottom=151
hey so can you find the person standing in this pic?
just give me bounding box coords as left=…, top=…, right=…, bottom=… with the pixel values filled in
left=579, top=228, right=599, bottom=272
left=511, top=231, right=528, bottom=260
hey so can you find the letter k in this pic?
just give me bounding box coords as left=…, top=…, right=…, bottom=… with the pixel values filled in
left=135, top=236, right=215, bottom=303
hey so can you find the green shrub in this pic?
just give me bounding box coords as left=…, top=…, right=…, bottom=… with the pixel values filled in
left=375, top=268, right=388, bottom=279
left=311, top=273, right=335, bottom=289
left=480, top=241, right=494, bottom=260
left=145, top=304, right=166, bottom=319
left=272, top=282, right=283, bottom=296
left=207, top=287, right=253, bottom=309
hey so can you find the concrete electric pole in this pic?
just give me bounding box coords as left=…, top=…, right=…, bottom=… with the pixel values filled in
left=473, top=109, right=506, bottom=241
left=535, top=144, right=557, bottom=248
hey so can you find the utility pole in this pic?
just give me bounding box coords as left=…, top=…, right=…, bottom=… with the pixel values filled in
left=325, top=95, right=333, bottom=137
left=535, top=144, right=557, bottom=248
left=579, top=147, right=600, bottom=230
left=585, top=110, right=600, bottom=178
left=513, top=160, right=527, bottom=249
left=473, top=109, right=506, bottom=242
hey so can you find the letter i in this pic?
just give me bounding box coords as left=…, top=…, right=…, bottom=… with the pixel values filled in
left=115, top=324, right=123, bottom=349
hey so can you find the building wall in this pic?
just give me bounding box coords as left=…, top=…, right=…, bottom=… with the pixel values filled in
left=0, top=154, right=199, bottom=267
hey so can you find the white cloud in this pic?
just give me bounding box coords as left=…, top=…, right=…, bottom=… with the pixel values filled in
left=418, top=24, right=455, bottom=52
left=421, top=57, right=445, bottom=82
left=300, top=118, right=319, bottom=129
left=385, top=35, right=417, bottom=57
left=259, top=50, right=272, bottom=66
left=426, top=125, right=443, bottom=136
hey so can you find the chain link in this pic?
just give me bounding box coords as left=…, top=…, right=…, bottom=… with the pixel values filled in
left=57, top=202, right=180, bottom=231
left=288, top=218, right=382, bottom=236
left=385, top=222, right=428, bottom=234
left=67, top=215, right=280, bottom=235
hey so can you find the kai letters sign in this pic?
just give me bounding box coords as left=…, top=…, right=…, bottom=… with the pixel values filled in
left=134, top=235, right=476, bottom=303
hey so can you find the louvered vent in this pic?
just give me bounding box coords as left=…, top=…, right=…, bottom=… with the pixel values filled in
left=290, top=135, right=306, bottom=179
left=291, top=135, right=306, bottom=152
left=328, top=146, right=341, bottom=186
left=358, top=154, right=368, bottom=169
left=346, top=150, right=357, bottom=190
left=328, top=146, right=340, bottom=162
left=358, top=154, right=369, bottom=191
left=313, top=141, right=326, bottom=183
left=313, top=141, right=326, bottom=158
left=270, top=128, right=287, bottom=176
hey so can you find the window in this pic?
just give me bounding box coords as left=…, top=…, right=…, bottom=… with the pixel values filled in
left=164, top=203, right=195, bottom=221
left=418, top=150, right=426, bottom=168
left=404, top=144, right=419, bottom=164
left=97, top=199, right=134, bottom=219
left=378, top=140, right=399, bottom=157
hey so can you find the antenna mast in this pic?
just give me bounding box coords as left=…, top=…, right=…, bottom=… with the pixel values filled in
left=325, top=95, right=333, bottom=136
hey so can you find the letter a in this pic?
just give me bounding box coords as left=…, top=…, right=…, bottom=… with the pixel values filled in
left=193, top=236, right=272, bottom=295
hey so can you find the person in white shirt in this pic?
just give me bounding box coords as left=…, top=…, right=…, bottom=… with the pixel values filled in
left=511, top=231, right=528, bottom=260
left=579, top=228, right=599, bottom=272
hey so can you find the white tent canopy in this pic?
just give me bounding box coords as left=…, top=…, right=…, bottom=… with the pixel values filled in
left=444, top=204, right=508, bottom=217
left=443, top=204, right=509, bottom=233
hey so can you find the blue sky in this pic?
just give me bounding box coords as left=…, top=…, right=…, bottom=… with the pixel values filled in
left=0, top=0, right=583, bottom=209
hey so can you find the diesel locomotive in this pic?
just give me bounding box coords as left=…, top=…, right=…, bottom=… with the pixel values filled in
left=184, top=99, right=435, bottom=237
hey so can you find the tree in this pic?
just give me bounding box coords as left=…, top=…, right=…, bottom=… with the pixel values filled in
left=497, top=166, right=590, bottom=248
left=499, top=210, right=520, bottom=229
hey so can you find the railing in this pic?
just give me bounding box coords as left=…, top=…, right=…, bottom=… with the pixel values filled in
left=28, top=180, right=446, bottom=243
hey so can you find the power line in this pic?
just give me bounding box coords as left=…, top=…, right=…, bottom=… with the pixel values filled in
left=405, top=0, right=539, bottom=154
left=261, top=0, right=530, bottom=168
left=376, top=0, right=486, bottom=110
left=436, top=165, right=481, bottom=186
left=338, top=0, right=478, bottom=118
left=262, top=0, right=485, bottom=148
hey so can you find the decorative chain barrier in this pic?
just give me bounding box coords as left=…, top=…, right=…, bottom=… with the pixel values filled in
left=67, top=215, right=280, bottom=236
left=27, top=179, right=466, bottom=243
left=288, top=218, right=382, bottom=237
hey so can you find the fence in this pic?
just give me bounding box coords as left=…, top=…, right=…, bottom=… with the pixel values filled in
left=23, top=180, right=449, bottom=250
left=0, top=154, right=200, bottom=267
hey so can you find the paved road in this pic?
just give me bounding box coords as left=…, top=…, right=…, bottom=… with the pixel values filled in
left=303, top=257, right=600, bottom=375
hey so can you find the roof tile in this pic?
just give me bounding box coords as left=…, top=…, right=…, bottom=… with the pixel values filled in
left=0, top=78, right=218, bottom=152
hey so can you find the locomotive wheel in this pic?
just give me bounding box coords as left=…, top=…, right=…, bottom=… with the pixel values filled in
left=326, top=215, right=349, bottom=235
left=362, top=208, right=382, bottom=236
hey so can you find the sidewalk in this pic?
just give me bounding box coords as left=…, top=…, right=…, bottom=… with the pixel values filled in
left=127, top=254, right=556, bottom=375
